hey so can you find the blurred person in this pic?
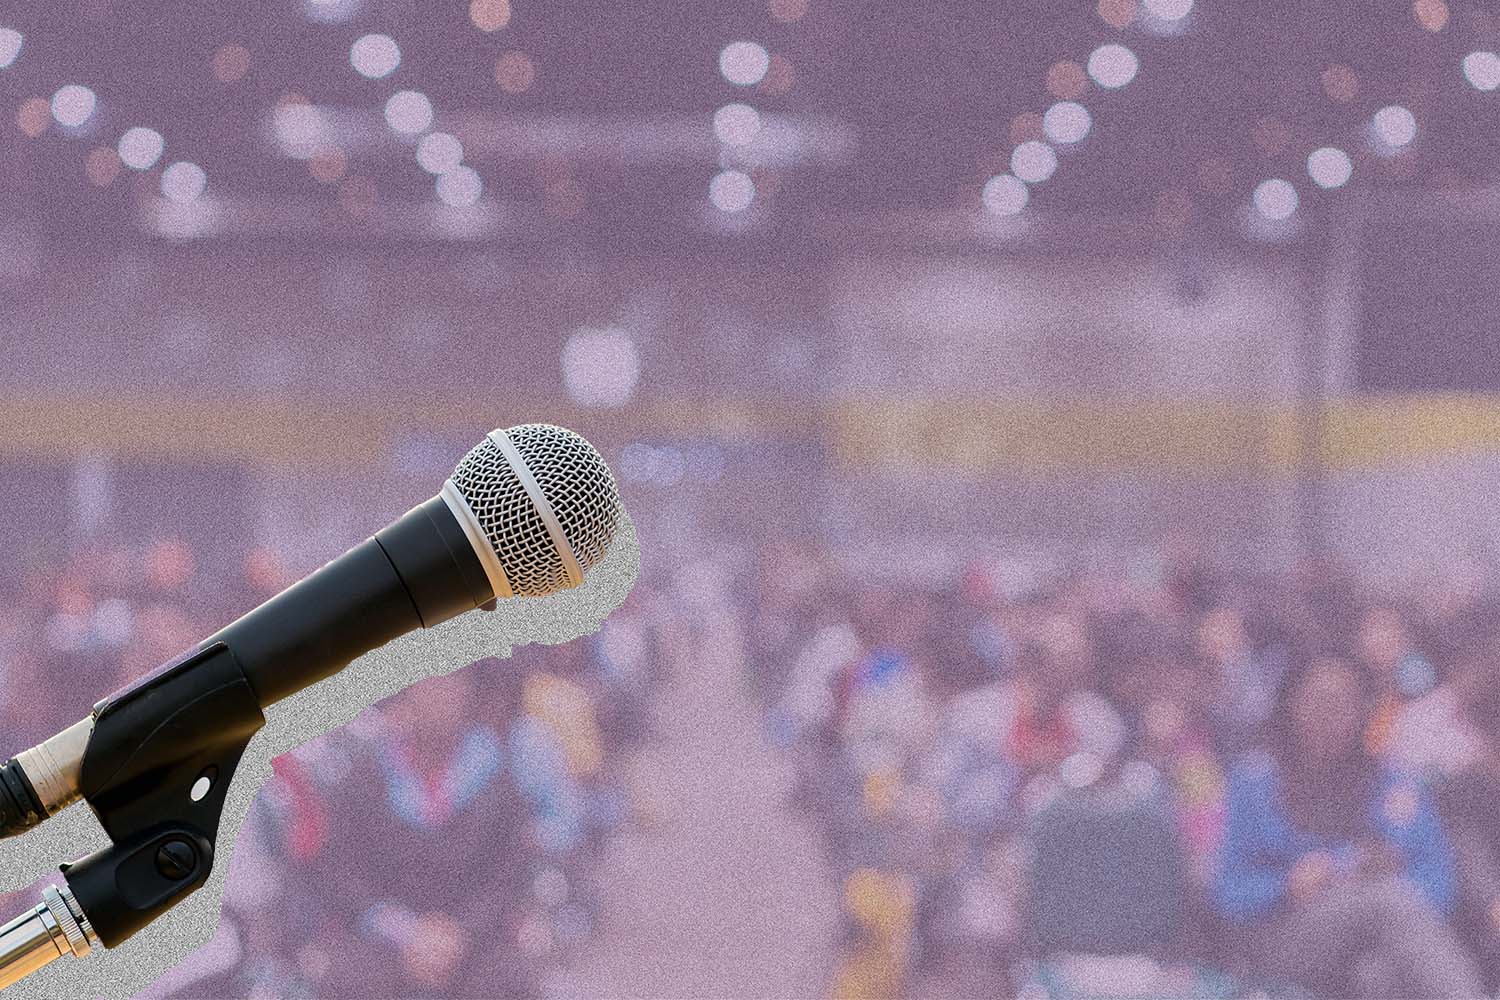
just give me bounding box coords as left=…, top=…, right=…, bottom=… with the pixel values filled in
left=278, top=663, right=538, bottom=999
left=769, top=588, right=862, bottom=748
left=521, top=646, right=605, bottom=781
left=746, top=538, right=828, bottom=703
left=1212, top=654, right=1481, bottom=998
left=838, top=642, right=935, bottom=782
left=1358, top=603, right=1440, bottom=757
left=1020, top=761, right=1217, bottom=1000
left=829, top=867, right=916, bottom=1000
left=509, top=667, right=597, bottom=855
left=1196, top=603, right=1284, bottom=756
left=833, top=591, right=942, bottom=851
left=918, top=608, right=1124, bottom=845
left=1099, top=618, right=1226, bottom=885
left=1403, top=614, right=1500, bottom=981
left=908, top=607, right=1127, bottom=994
left=999, top=611, right=1124, bottom=778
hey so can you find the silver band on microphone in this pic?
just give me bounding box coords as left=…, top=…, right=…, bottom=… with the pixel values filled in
left=439, top=481, right=515, bottom=599
left=488, top=428, right=584, bottom=589
left=13, top=717, right=92, bottom=819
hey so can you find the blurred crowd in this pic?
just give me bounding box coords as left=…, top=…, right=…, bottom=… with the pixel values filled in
left=748, top=539, right=1500, bottom=999
left=0, top=535, right=663, bottom=999
left=15, top=517, right=1500, bottom=1000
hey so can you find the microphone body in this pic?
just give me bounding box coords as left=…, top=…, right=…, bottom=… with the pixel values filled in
left=215, top=494, right=493, bottom=707
left=0, top=423, right=623, bottom=834
left=0, top=495, right=493, bottom=834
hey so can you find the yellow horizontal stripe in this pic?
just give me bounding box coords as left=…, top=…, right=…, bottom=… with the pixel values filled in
left=2, top=393, right=1500, bottom=472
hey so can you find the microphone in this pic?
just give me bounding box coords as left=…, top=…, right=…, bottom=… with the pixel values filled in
left=0, top=421, right=622, bottom=846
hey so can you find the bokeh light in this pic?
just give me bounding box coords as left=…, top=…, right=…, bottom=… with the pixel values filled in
left=0, top=28, right=23, bottom=69
left=1008, top=111, right=1044, bottom=145
left=303, top=0, right=362, bottom=24
left=1154, top=189, right=1193, bottom=230
left=1045, top=60, right=1088, bottom=101
left=16, top=97, right=50, bottom=138
left=543, top=177, right=586, bottom=220
left=760, top=53, right=796, bottom=95
left=1306, top=147, right=1353, bottom=189
left=51, top=84, right=97, bottom=129
left=1042, top=101, right=1092, bottom=144
left=272, top=104, right=328, bottom=159
left=1371, top=104, right=1417, bottom=149
left=561, top=328, right=641, bottom=408
left=350, top=34, right=400, bottom=79
left=981, top=174, right=1029, bottom=216
left=1196, top=157, right=1233, bottom=194
left=709, top=169, right=755, bottom=212
left=85, top=147, right=120, bottom=187
left=1253, top=178, right=1297, bottom=220
left=1463, top=52, right=1500, bottom=92
left=713, top=103, right=762, bottom=145
left=768, top=0, right=809, bottom=23
left=1251, top=116, right=1290, bottom=156
left=117, top=127, right=165, bottom=169
left=308, top=147, right=347, bottom=184
left=495, top=51, right=536, bottom=94
left=416, top=132, right=464, bottom=174
left=1143, top=0, right=1192, bottom=21
left=338, top=175, right=377, bottom=217
left=211, top=43, right=251, bottom=83
left=1413, top=0, right=1449, bottom=32
left=620, top=443, right=700, bottom=487
left=469, top=0, right=511, bottom=32
left=435, top=165, right=482, bottom=207
left=1010, top=140, right=1058, bottom=184
left=384, top=90, right=433, bottom=134
left=1096, top=0, right=1137, bottom=29
left=1321, top=64, right=1359, bottom=103
left=1087, top=44, right=1139, bottom=89
left=720, top=41, right=770, bottom=86
left=160, top=161, right=207, bottom=203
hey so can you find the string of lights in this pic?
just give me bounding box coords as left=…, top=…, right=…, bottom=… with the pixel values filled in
left=271, top=19, right=483, bottom=211
left=1, top=23, right=212, bottom=206
left=8, top=2, right=1500, bottom=232
left=980, top=0, right=1189, bottom=220
left=707, top=0, right=806, bottom=218
left=974, top=0, right=1500, bottom=235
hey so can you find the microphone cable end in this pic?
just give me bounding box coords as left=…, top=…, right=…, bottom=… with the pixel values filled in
left=0, top=759, right=43, bottom=840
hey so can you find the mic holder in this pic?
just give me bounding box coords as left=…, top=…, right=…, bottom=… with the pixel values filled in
left=2, top=640, right=266, bottom=989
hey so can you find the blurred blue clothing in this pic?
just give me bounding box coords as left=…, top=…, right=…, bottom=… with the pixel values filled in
left=854, top=647, right=911, bottom=690
left=1212, top=753, right=1455, bottom=922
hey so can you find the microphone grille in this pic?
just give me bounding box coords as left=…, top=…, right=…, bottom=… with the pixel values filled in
left=448, top=423, right=622, bottom=598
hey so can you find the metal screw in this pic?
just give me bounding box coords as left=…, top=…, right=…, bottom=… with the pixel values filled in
left=155, top=840, right=196, bottom=880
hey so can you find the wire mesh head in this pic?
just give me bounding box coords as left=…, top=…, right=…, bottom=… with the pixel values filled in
left=447, top=423, right=622, bottom=598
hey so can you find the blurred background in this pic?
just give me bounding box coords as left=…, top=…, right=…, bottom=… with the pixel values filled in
left=5, top=1, right=1500, bottom=998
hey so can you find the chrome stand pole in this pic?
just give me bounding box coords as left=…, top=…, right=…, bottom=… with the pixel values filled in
left=0, top=885, right=98, bottom=990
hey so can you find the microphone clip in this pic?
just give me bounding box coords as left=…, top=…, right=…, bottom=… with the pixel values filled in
left=62, top=641, right=266, bottom=949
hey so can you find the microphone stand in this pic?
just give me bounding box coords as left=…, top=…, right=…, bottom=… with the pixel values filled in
left=0, top=642, right=265, bottom=990
left=0, top=886, right=97, bottom=988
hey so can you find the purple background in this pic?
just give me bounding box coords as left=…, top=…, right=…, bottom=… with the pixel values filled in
left=6, top=1, right=1500, bottom=997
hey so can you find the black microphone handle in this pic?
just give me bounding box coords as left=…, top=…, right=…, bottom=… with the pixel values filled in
left=0, top=494, right=497, bottom=839
left=207, top=494, right=495, bottom=707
